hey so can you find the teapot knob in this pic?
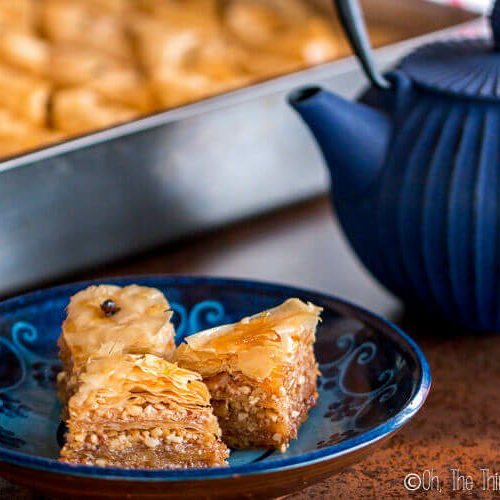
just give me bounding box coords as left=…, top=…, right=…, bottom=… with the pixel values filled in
left=492, top=0, right=500, bottom=50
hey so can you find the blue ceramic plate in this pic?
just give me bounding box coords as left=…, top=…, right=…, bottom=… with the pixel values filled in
left=0, top=276, right=430, bottom=498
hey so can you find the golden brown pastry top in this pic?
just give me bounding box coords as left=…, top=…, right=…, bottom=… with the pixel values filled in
left=175, top=298, right=322, bottom=381
left=69, top=352, right=210, bottom=415
left=60, top=284, right=176, bottom=370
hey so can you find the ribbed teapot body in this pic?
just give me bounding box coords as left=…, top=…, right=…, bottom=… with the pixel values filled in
left=335, top=90, right=500, bottom=330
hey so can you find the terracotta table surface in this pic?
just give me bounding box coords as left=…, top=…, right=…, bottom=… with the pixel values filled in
left=2, top=197, right=498, bottom=499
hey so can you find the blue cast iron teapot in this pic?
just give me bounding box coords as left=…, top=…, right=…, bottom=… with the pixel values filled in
left=289, top=0, right=500, bottom=331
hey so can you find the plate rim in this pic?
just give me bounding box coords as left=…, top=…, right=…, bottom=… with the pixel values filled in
left=0, top=274, right=431, bottom=482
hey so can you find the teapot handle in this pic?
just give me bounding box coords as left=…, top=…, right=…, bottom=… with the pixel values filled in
left=332, top=0, right=391, bottom=90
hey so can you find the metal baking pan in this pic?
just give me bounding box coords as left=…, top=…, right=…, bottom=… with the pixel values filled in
left=0, top=0, right=478, bottom=296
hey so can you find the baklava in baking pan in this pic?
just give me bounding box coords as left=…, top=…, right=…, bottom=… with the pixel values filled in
left=0, top=0, right=349, bottom=158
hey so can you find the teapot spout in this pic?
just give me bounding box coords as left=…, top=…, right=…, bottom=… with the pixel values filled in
left=289, top=86, right=391, bottom=199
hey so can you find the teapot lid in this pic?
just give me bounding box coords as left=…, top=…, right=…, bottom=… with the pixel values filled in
left=399, top=3, right=500, bottom=100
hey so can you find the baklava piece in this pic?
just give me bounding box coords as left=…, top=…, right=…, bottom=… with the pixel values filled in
left=60, top=353, right=229, bottom=469
left=175, top=298, right=322, bottom=452
left=57, top=284, right=176, bottom=405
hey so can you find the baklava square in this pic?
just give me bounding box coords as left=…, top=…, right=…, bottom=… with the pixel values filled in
left=175, top=298, right=322, bottom=452
left=57, top=284, right=176, bottom=405
left=60, top=353, right=229, bottom=469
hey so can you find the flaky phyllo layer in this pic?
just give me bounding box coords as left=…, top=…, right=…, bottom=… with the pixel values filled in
left=175, top=298, right=322, bottom=381
left=68, top=353, right=211, bottom=422
left=59, top=284, right=176, bottom=373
